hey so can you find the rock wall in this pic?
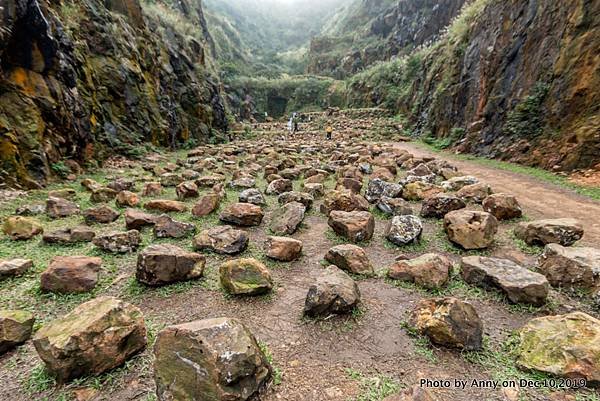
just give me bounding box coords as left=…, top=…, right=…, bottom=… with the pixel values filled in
left=0, top=0, right=228, bottom=188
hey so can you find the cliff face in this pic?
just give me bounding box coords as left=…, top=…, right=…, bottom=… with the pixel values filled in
left=343, top=0, right=600, bottom=171
left=0, top=0, right=228, bottom=188
left=307, top=0, right=467, bottom=78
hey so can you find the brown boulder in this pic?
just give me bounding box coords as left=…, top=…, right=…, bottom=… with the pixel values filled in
left=193, top=226, right=249, bottom=255
left=265, top=236, right=303, bottom=262
left=137, top=244, right=205, bottom=286
left=144, top=200, right=187, bottom=213
left=328, top=211, right=375, bottom=243
left=41, top=256, right=102, bottom=294
left=482, top=193, right=522, bottom=220
left=388, top=253, right=451, bottom=289
left=83, top=205, right=120, bottom=224
left=220, top=203, right=264, bottom=227
left=324, top=244, right=374, bottom=275
left=444, top=210, right=498, bottom=250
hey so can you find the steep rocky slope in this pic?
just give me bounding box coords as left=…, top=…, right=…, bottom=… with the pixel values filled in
left=0, top=0, right=228, bottom=188
left=342, top=0, right=600, bottom=171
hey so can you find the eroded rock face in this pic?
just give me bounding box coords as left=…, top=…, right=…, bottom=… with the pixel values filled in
left=444, top=210, right=498, bottom=250
left=220, top=258, right=273, bottom=295
left=385, top=215, right=423, bottom=246
left=194, top=226, right=249, bottom=255
left=328, top=211, right=375, bottom=243
left=41, top=256, right=102, bottom=294
left=33, top=297, right=146, bottom=382
left=461, top=256, right=549, bottom=305
left=304, top=266, right=361, bottom=317
left=410, top=297, right=483, bottom=351
left=137, top=244, right=205, bottom=286
left=388, top=253, right=451, bottom=289
left=154, top=317, right=272, bottom=401
left=514, top=219, right=584, bottom=246
left=0, top=310, right=35, bottom=354
left=325, top=244, right=374, bottom=275
left=518, top=312, right=600, bottom=384
left=265, top=236, right=303, bottom=262
left=538, top=244, right=600, bottom=289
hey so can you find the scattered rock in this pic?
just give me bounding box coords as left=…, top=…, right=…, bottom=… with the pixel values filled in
left=320, top=189, right=369, bottom=216
left=83, top=205, right=120, bottom=224
left=538, top=244, right=600, bottom=289
left=265, top=236, right=303, bottom=262
left=482, top=193, right=522, bottom=220
left=142, top=182, right=162, bottom=196
left=402, top=182, right=444, bottom=201
left=420, top=194, right=466, bottom=218
left=328, top=211, right=375, bottom=243
left=43, top=226, right=95, bottom=244
left=48, top=188, right=77, bottom=200
left=15, top=204, right=45, bottom=216
left=176, top=181, right=199, bottom=200
left=192, top=193, right=221, bottom=216
left=270, top=201, right=306, bottom=235
left=325, top=244, right=374, bottom=275
left=144, top=200, right=187, bottom=213
left=125, top=209, right=158, bottom=230
left=2, top=216, right=43, bottom=240
left=266, top=178, right=293, bottom=195
left=160, top=173, right=183, bottom=187
left=220, top=258, right=273, bottom=295
left=220, top=203, right=264, bottom=226
left=410, top=297, right=483, bottom=351
left=230, top=176, right=256, bottom=189
left=365, top=178, right=402, bottom=203
left=441, top=176, right=478, bottom=191
left=388, top=253, right=451, bottom=289
left=518, top=312, right=600, bottom=384
left=304, top=266, right=361, bottom=317
left=107, top=178, right=135, bottom=192
left=194, top=226, right=249, bottom=255
left=444, top=210, right=498, bottom=249
left=33, top=297, right=146, bottom=382
left=303, top=183, right=325, bottom=198
left=93, top=230, right=142, bottom=253
left=90, top=187, right=118, bottom=203
left=46, top=197, right=80, bottom=218
left=456, top=183, right=493, bottom=203
left=41, top=256, right=102, bottom=294
left=278, top=191, right=314, bottom=209
left=514, top=219, right=584, bottom=246
left=377, top=197, right=413, bottom=216
left=115, top=191, right=140, bottom=207
left=154, top=318, right=271, bottom=400
left=0, top=258, right=33, bottom=280
left=386, top=215, right=423, bottom=246
left=239, top=188, right=266, bottom=205
left=0, top=310, right=35, bottom=354
left=461, top=256, right=549, bottom=305
left=137, top=244, right=205, bottom=286
left=153, top=215, right=196, bottom=238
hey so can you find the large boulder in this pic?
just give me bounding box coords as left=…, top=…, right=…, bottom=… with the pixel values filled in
left=46, top=197, right=80, bottom=218
left=328, top=211, right=375, bottom=243
left=2, top=216, right=43, bottom=240
left=320, top=189, right=369, bottom=216
left=482, top=194, right=522, bottom=220
left=538, top=244, right=600, bottom=289
left=137, top=244, right=205, bottom=286
left=385, top=215, right=423, bottom=246
left=420, top=194, right=466, bottom=219
left=444, top=210, right=498, bottom=250
left=83, top=205, right=120, bottom=224
left=269, top=201, right=306, bottom=235
left=93, top=230, right=142, bottom=253
left=324, top=244, right=374, bottom=275
left=0, top=310, right=35, bottom=354
left=518, top=312, right=600, bottom=384
left=265, top=236, right=303, bottom=262
left=220, top=259, right=273, bottom=295
left=41, top=256, right=102, bottom=294
left=0, top=258, right=32, bottom=280
left=154, top=317, right=272, bottom=401
left=514, top=219, right=584, bottom=246
left=33, top=297, right=146, bottom=382
left=410, top=297, right=483, bottom=351
left=461, top=256, right=549, bottom=305
left=153, top=215, right=195, bottom=239
left=220, top=203, right=264, bottom=227
left=388, top=253, right=451, bottom=290
left=194, top=226, right=249, bottom=255
left=43, top=226, right=96, bottom=244
left=304, top=266, right=361, bottom=317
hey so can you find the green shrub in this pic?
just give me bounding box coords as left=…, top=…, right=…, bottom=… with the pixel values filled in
left=504, top=82, right=550, bottom=138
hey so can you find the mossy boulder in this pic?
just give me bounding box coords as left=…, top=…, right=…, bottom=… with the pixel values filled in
left=220, top=258, right=273, bottom=296
left=0, top=310, right=35, bottom=354
left=2, top=216, right=43, bottom=240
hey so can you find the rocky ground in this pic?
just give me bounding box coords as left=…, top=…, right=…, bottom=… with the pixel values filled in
left=0, top=110, right=599, bottom=401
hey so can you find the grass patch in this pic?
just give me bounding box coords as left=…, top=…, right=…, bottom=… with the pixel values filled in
left=258, top=342, right=283, bottom=386
left=400, top=320, right=438, bottom=363
left=345, top=368, right=403, bottom=401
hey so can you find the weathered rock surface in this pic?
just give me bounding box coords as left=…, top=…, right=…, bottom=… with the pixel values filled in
left=176, top=181, right=199, bottom=200
left=144, top=200, right=188, bottom=213
left=46, top=197, right=80, bottom=218
left=410, top=297, right=483, bottom=351
left=194, top=226, right=249, bottom=255
left=402, top=182, right=444, bottom=201
left=192, top=193, right=221, bottom=216
left=220, top=258, right=273, bottom=295
left=220, top=203, right=264, bottom=227
left=328, top=211, right=375, bottom=243
left=125, top=209, right=158, bottom=230
left=482, top=193, right=522, bottom=220
left=377, top=197, right=413, bottom=216
left=444, top=210, right=498, bottom=249
left=154, top=317, right=271, bottom=401
left=265, top=236, right=303, bottom=262
left=538, top=244, right=600, bottom=289
left=269, top=201, right=306, bottom=235
left=0, top=310, right=35, bottom=354
left=304, top=266, right=361, bottom=317
left=239, top=188, right=266, bottom=205
left=461, top=256, right=549, bottom=305
left=33, top=297, right=146, bottom=382
left=456, top=183, right=492, bottom=204
left=2, top=216, right=43, bottom=240
left=385, top=215, right=423, bottom=246
left=278, top=191, right=314, bottom=209
left=83, top=205, right=120, bottom=224
left=93, top=230, right=142, bottom=253
left=0, top=259, right=33, bottom=280
left=115, top=191, right=140, bottom=208
left=420, top=194, right=466, bottom=218
left=388, top=253, right=451, bottom=289
left=266, top=179, right=293, bottom=195
left=320, top=189, right=369, bottom=216
left=325, top=244, right=374, bottom=275
left=514, top=219, right=584, bottom=246
left=153, top=215, right=195, bottom=239
left=41, top=256, right=102, bottom=294
left=137, top=244, right=205, bottom=286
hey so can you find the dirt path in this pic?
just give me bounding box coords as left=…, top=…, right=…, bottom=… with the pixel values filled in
left=400, top=143, right=600, bottom=246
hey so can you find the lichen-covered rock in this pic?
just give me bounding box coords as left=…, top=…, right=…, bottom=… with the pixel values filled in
left=0, top=310, right=35, bottom=354
left=265, top=236, right=303, bottom=262
left=538, top=244, right=600, bottom=289
left=518, top=312, right=600, bottom=384
left=220, top=203, right=264, bottom=227
left=388, top=253, right=451, bottom=289
left=154, top=317, right=272, bottom=401
left=410, top=297, right=483, bottom=351
left=0, top=258, right=33, bottom=280
left=33, top=297, right=146, bottom=382
left=365, top=178, right=403, bottom=203
left=461, top=256, right=549, bottom=305
left=137, top=244, right=205, bottom=286
left=220, top=258, right=273, bottom=296
left=325, top=244, right=373, bottom=275
left=420, top=193, right=466, bottom=218
left=444, top=210, right=498, bottom=249
left=194, top=226, right=249, bottom=255
left=269, top=201, right=306, bottom=235
left=93, top=230, right=142, bottom=253
left=456, top=183, right=493, bottom=204
left=385, top=215, right=423, bottom=246
left=2, top=216, right=43, bottom=240
left=402, top=182, right=444, bottom=201
left=304, top=266, right=361, bottom=317
left=328, top=211, right=375, bottom=243
left=41, top=256, right=102, bottom=294
left=441, top=176, right=479, bottom=192
left=377, top=196, right=413, bottom=216
left=514, top=219, right=584, bottom=246
left=239, top=188, right=266, bottom=206
left=482, top=193, right=522, bottom=220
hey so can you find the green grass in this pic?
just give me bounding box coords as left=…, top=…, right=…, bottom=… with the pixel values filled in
left=345, top=368, right=403, bottom=401
left=399, top=320, right=438, bottom=363
left=258, top=342, right=283, bottom=386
